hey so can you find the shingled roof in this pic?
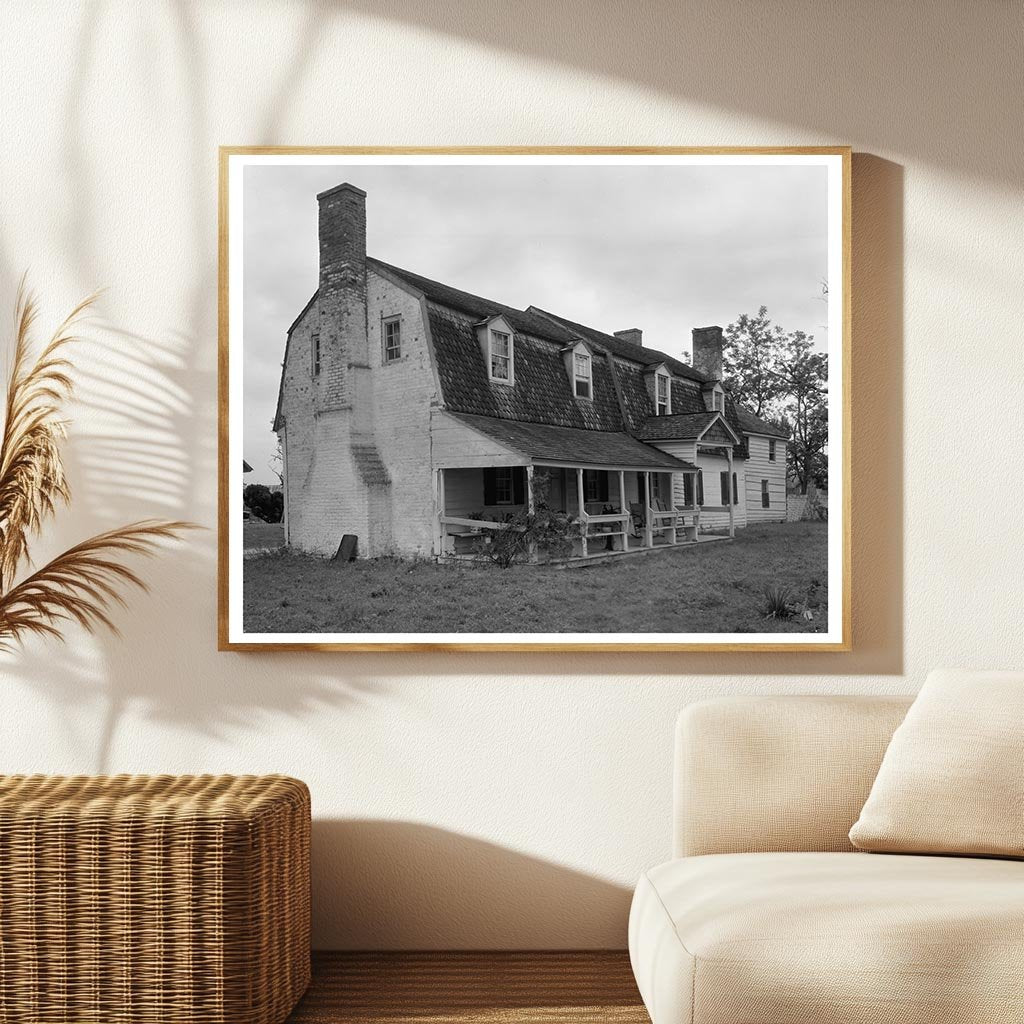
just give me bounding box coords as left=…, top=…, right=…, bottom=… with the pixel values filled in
left=634, top=412, right=721, bottom=441
left=449, top=413, right=699, bottom=471
left=528, top=308, right=710, bottom=383
left=427, top=305, right=626, bottom=430
left=368, top=258, right=579, bottom=346
left=733, top=406, right=791, bottom=439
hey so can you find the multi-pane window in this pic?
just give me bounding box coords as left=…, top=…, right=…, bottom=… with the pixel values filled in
left=311, top=332, right=321, bottom=377
left=761, top=479, right=770, bottom=508
left=768, top=439, right=777, bottom=461
left=383, top=317, right=401, bottom=362
left=656, top=373, right=670, bottom=415
left=494, top=467, right=514, bottom=504
left=574, top=352, right=592, bottom=398
left=584, top=469, right=608, bottom=503
left=490, top=331, right=511, bottom=381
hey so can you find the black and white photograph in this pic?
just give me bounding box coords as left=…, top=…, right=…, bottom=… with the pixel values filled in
left=221, top=149, right=849, bottom=649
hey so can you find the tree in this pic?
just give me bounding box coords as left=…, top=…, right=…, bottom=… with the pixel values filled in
left=776, top=331, right=828, bottom=495
left=243, top=484, right=283, bottom=523
left=722, top=306, right=787, bottom=417
left=268, top=439, right=283, bottom=485
left=724, top=307, right=829, bottom=495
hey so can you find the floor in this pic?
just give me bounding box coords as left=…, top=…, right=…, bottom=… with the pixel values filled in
left=286, top=951, right=650, bottom=1023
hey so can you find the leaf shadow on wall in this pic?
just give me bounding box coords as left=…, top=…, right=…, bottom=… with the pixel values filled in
left=310, top=819, right=633, bottom=950
left=0, top=0, right=388, bottom=773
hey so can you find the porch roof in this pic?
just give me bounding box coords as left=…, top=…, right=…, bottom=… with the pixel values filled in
left=449, top=412, right=698, bottom=472
left=634, top=411, right=720, bottom=441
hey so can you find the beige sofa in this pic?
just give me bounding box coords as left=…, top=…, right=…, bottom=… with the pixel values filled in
left=628, top=695, right=1024, bottom=1024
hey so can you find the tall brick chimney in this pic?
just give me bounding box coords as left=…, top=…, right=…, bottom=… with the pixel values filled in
left=614, top=328, right=643, bottom=347
left=691, top=326, right=724, bottom=380
left=316, top=182, right=368, bottom=412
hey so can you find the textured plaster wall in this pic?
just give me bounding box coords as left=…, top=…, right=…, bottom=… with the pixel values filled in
left=0, top=1, right=1021, bottom=949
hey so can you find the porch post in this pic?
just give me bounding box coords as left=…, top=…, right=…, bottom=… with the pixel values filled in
left=667, top=474, right=677, bottom=545
left=576, top=467, right=588, bottom=557
left=526, top=465, right=537, bottom=563
left=618, top=469, right=626, bottom=552
left=693, top=472, right=701, bottom=537
left=726, top=448, right=735, bottom=538
left=643, top=472, right=653, bottom=548
left=434, top=468, right=447, bottom=557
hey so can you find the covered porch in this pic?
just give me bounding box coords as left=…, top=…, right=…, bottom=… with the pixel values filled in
left=430, top=410, right=736, bottom=564
left=435, top=463, right=719, bottom=562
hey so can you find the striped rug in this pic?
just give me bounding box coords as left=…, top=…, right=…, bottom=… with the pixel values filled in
left=287, top=951, right=650, bottom=1023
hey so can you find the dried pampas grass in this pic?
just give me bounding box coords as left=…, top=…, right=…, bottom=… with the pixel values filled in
left=0, top=282, right=195, bottom=650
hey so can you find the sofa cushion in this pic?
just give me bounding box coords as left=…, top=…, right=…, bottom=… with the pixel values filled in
left=849, top=669, right=1024, bottom=857
left=629, top=852, right=1024, bottom=1024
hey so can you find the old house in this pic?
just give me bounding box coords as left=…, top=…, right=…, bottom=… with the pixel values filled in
left=273, top=182, right=789, bottom=560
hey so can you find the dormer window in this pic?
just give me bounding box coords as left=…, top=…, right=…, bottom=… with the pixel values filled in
left=656, top=373, right=671, bottom=415
left=476, top=315, right=516, bottom=386
left=573, top=352, right=592, bottom=398
left=489, top=330, right=512, bottom=382
left=702, top=382, right=726, bottom=413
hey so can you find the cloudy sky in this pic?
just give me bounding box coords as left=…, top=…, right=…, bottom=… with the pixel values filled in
left=242, top=160, right=828, bottom=484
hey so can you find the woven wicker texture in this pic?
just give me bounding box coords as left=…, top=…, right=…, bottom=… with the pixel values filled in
left=0, top=774, right=310, bottom=1024
left=288, top=951, right=649, bottom=1023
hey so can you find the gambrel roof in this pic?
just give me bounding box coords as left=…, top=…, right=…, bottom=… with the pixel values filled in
left=279, top=257, right=786, bottom=457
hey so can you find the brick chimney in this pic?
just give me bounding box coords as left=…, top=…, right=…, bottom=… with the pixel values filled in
left=691, top=326, right=724, bottom=381
left=614, top=328, right=643, bottom=347
left=317, top=182, right=368, bottom=411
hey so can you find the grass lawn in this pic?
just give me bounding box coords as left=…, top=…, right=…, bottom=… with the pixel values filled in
left=243, top=521, right=828, bottom=634
left=244, top=522, right=286, bottom=551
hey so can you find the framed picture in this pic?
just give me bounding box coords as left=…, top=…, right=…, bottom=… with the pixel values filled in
left=219, top=147, right=850, bottom=651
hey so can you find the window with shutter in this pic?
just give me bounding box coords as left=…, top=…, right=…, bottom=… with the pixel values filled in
left=683, top=474, right=695, bottom=507
left=761, top=479, right=770, bottom=508
left=720, top=471, right=730, bottom=505
left=732, top=472, right=739, bottom=505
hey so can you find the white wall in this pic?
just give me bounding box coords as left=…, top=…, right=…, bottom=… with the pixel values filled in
left=0, top=1, right=1021, bottom=950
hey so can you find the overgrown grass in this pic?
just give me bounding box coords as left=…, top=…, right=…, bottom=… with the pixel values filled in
left=243, top=521, right=828, bottom=634
left=243, top=522, right=285, bottom=551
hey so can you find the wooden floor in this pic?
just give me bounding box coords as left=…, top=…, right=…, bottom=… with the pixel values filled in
left=286, top=952, right=650, bottom=1023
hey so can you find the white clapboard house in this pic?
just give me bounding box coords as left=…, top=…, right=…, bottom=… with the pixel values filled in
left=273, top=182, right=789, bottom=560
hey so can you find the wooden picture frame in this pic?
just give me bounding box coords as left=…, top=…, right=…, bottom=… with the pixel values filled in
left=219, top=147, right=851, bottom=651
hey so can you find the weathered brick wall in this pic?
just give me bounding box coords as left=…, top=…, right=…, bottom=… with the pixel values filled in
left=366, top=269, right=441, bottom=556
left=279, top=299, right=373, bottom=555
left=317, top=183, right=368, bottom=411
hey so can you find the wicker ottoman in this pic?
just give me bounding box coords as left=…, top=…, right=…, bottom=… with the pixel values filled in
left=0, top=774, right=310, bottom=1024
